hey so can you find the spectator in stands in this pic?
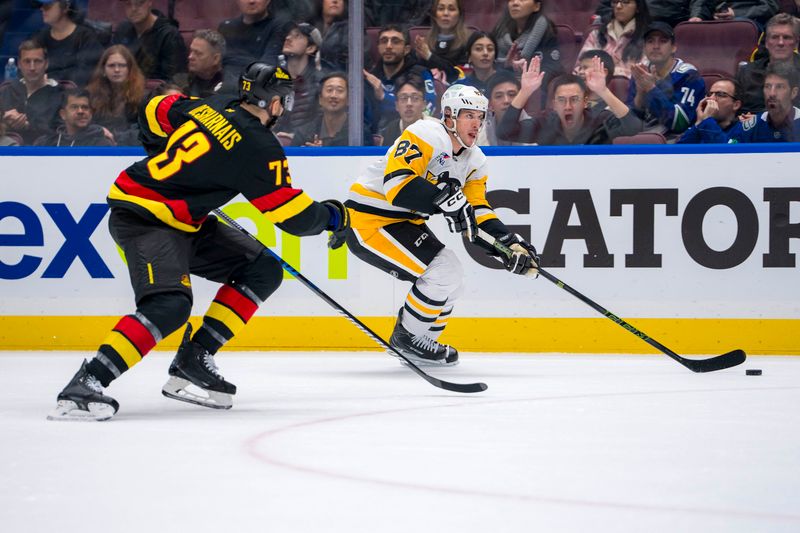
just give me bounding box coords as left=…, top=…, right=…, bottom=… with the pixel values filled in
left=364, top=24, right=437, bottom=119
left=149, top=81, right=184, bottom=96
left=577, top=0, right=650, bottom=79
left=33, top=0, right=104, bottom=88
left=33, top=88, right=113, bottom=146
left=0, top=40, right=63, bottom=145
left=86, top=45, right=145, bottom=146
left=594, top=0, right=712, bottom=28
left=414, top=0, right=472, bottom=84
left=480, top=69, right=522, bottom=145
left=365, top=0, right=432, bottom=28
left=492, top=0, right=562, bottom=105
left=627, top=22, right=705, bottom=138
left=736, top=13, right=800, bottom=114
left=497, top=56, right=642, bottom=144
left=312, top=1, right=359, bottom=72
left=682, top=61, right=800, bottom=142
left=177, top=29, right=226, bottom=98
left=459, top=32, right=499, bottom=94
left=712, top=1, right=779, bottom=32
left=293, top=72, right=369, bottom=146
left=274, top=22, right=324, bottom=144
left=575, top=49, right=619, bottom=115
left=378, top=75, right=427, bottom=145
left=112, top=0, right=188, bottom=83
left=678, top=77, right=743, bottom=142
left=218, top=0, right=289, bottom=91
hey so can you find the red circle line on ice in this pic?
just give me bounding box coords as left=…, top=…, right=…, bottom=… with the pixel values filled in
left=243, top=387, right=800, bottom=524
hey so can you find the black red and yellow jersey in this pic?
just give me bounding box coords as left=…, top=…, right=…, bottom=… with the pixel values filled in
left=108, top=94, right=330, bottom=236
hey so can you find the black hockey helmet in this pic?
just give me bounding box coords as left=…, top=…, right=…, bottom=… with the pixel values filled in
left=239, top=62, right=294, bottom=111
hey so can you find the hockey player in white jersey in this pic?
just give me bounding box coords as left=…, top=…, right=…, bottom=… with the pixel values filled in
left=337, top=84, right=539, bottom=366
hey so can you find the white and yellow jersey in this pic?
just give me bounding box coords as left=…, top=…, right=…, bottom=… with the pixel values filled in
left=346, top=118, right=500, bottom=231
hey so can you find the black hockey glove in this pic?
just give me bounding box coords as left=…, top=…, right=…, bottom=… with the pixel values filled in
left=498, top=233, right=540, bottom=277
left=433, top=182, right=477, bottom=242
left=322, top=199, right=350, bottom=249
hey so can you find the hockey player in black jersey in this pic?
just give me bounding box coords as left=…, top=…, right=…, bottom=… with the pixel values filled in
left=48, top=63, right=349, bottom=421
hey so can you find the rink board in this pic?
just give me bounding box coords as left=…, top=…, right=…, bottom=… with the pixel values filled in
left=0, top=145, right=798, bottom=353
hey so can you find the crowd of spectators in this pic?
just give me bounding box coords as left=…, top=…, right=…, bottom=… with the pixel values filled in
left=0, top=0, right=798, bottom=147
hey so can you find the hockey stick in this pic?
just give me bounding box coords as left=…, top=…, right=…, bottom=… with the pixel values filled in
left=213, top=208, right=487, bottom=393
left=475, top=228, right=746, bottom=373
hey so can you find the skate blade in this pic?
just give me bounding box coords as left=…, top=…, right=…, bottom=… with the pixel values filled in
left=161, top=376, right=233, bottom=410
left=47, top=400, right=115, bottom=422
left=388, top=349, right=460, bottom=367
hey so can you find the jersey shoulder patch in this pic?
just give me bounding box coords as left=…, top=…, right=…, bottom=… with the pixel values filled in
left=741, top=115, right=759, bottom=131
left=673, top=59, right=697, bottom=75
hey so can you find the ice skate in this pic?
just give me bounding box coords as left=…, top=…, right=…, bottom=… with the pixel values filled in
left=389, top=310, right=459, bottom=366
left=162, top=325, right=236, bottom=409
left=47, top=360, right=119, bottom=421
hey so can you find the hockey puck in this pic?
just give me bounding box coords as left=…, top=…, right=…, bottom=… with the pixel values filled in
left=745, top=369, right=762, bottom=376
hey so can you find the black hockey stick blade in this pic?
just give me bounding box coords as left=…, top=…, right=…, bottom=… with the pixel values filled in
left=214, top=209, right=487, bottom=394
left=677, top=349, right=747, bottom=373
left=474, top=228, right=746, bottom=373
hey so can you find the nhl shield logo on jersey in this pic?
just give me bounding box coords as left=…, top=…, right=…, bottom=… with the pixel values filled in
left=434, top=152, right=451, bottom=167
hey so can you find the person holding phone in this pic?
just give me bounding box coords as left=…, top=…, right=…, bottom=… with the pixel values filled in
left=712, top=1, right=779, bottom=30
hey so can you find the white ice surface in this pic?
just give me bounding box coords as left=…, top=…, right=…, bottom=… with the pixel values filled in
left=1, top=352, right=799, bottom=533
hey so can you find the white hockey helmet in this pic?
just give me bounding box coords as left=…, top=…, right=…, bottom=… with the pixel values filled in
left=440, top=84, right=488, bottom=148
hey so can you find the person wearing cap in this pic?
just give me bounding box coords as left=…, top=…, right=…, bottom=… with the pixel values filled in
left=178, top=29, right=226, bottom=98
left=273, top=22, right=323, bottom=143
left=627, top=21, right=706, bottom=138
left=112, top=0, right=188, bottom=83
left=32, top=0, right=104, bottom=87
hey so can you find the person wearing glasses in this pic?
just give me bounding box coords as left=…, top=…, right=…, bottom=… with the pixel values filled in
left=677, top=77, right=742, bottom=142
left=378, top=75, right=428, bottom=145
left=627, top=21, right=705, bottom=139
left=364, top=24, right=437, bottom=119
left=497, top=55, right=642, bottom=145
left=679, top=62, right=800, bottom=143
left=736, top=13, right=800, bottom=114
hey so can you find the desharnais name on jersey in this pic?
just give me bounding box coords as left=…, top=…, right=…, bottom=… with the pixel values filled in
left=345, top=118, right=502, bottom=232
left=107, top=93, right=329, bottom=235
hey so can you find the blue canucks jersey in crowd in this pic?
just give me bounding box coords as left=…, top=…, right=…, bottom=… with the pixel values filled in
left=678, top=108, right=800, bottom=143
left=627, top=59, right=706, bottom=134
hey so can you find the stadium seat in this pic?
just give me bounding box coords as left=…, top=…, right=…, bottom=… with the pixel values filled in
left=613, top=132, right=667, bottom=144
left=607, top=75, right=630, bottom=102
left=174, top=1, right=240, bottom=35
left=462, top=0, right=503, bottom=32
left=554, top=24, right=581, bottom=73
left=544, top=0, right=599, bottom=41
left=701, top=72, right=724, bottom=92
left=673, top=20, right=760, bottom=78
left=778, top=0, right=799, bottom=16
